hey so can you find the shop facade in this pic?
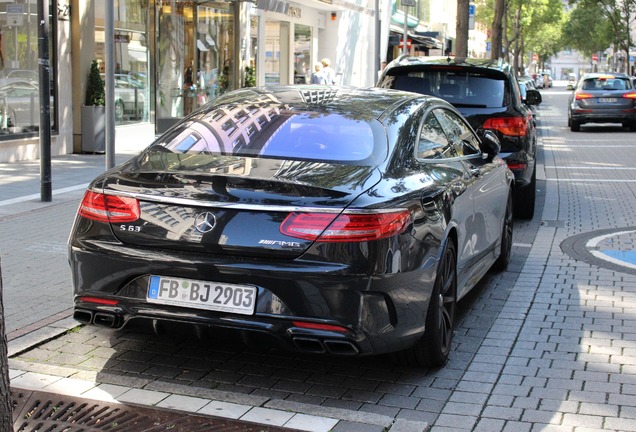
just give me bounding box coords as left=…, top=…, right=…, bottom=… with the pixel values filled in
left=0, top=0, right=377, bottom=163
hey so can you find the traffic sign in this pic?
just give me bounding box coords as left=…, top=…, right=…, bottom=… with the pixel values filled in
left=532, top=53, right=538, bottom=62
left=592, top=54, right=598, bottom=62
left=7, top=4, right=24, bottom=26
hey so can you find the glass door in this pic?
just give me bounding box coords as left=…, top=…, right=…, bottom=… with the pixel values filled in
left=196, top=2, right=235, bottom=105
left=264, top=21, right=289, bottom=84
left=293, top=24, right=311, bottom=84
left=156, top=1, right=195, bottom=132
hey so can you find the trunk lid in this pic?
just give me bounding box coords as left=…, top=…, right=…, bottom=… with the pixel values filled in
left=101, top=155, right=381, bottom=259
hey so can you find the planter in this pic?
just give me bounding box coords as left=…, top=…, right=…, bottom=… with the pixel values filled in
left=81, top=105, right=105, bottom=153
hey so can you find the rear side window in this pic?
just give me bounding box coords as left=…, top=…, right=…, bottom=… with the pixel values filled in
left=384, top=70, right=508, bottom=108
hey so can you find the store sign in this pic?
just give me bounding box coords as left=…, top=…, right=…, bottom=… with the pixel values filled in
left=58, top=1, right=71, bottom=21
left=287, top=6, right=301, bottom=18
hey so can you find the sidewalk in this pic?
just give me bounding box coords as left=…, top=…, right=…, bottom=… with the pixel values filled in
left=0, top=124, right=155, bottom=351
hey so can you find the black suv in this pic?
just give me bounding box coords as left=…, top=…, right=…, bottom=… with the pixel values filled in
left=377, top=56, right=542, bottom=219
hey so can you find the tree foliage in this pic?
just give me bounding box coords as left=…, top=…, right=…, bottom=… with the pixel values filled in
left=474, top=0, right=565, bottom=67
left=563, top=0, right=635, bottom=69
left=561, top=3, right=612, bottom=58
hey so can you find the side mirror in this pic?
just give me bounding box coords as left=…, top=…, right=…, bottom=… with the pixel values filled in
left=526, top=89, right=542, bottom=105
left=479, top=130, right=501, bottom=157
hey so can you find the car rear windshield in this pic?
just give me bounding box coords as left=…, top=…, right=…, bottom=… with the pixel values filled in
left=144, top=109, right=383, bottom=169
left=387, top=70, right=508, bottom=108
left=581, top=76, right=632, bottom=91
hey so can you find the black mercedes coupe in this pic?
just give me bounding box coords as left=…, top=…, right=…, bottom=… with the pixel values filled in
left=68, top=85, right=514, bottom=367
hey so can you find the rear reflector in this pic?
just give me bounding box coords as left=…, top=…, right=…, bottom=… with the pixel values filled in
left=483, top=116, right=528, bottom=137
left=292, top=321, right=349, bottom=332
left=506, top=162, right=528, bottom=171
left=280, top=210, right=411, bottom=242
left=78, top=296, right=119, bottom=306
left=78, top=191, right=140, bottom=223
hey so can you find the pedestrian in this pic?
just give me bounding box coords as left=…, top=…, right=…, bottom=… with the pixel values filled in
left=321, top=58, right=336, bottom=85
left=311, top=62, right=327, bottom=84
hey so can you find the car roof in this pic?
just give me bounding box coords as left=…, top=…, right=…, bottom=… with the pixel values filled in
left=384, top=55, right=514, bottom=74
left=210, top=85, right=444, bottom=122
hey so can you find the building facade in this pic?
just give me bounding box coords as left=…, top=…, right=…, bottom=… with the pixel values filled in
left=0, top=0, right=497, bottom=163
left=0, top=0, right=379, bottom=163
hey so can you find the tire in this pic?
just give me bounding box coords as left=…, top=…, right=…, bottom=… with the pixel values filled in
left=630, top=123, right=636, bottom=132
left=567, top=116, right=571, bottom=127
left=492, top=191, right=513, bottom=272
left=514, top=166, right=536, bottom=219
left=394, top=241, right=457, bottom=368
left=570, top=120, right=580, bottom=132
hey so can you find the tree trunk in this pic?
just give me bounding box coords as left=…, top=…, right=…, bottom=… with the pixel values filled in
left=0, top=258, right=13, bottom=431
left=455, top=0, right=470, bottom=57
left=491, top=0, right=505, bottom=60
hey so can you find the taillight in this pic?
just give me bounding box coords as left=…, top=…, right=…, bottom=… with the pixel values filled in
left=78, top=190, right=140, bottom=223
left=483, top=117, right=528, bottom=137
left=575, top=92, right=594, bottom=100
left=622, top=93, right=636, bottom=99
left=280, top=210, right=411, bottom=242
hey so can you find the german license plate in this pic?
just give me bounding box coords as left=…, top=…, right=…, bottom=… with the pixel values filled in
left=147, top=276, right=257, bottom=315
left=598, top=98, right=617, bottom=103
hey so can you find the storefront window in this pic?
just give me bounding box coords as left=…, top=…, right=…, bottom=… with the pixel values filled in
left=294, top=24, right=311, bottom=84
left=156, top=1, right=233, bottom=132
left=264, top=21, right=281, bottom=84
left=0, top=1, right=57, bottom=138
left=95, top=0, right=150, bottom=125
left=196, top=2, right=235, bottom=107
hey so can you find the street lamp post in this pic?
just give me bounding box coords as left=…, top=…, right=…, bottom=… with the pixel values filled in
left=402, top=0, right=415, bottom=56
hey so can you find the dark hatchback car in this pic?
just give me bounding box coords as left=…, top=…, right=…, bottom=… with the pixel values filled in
left=68, top=85, right=513, bottom=367
left=568, top=73, right=636, bottom=132
left=377, top=56, right=541, bottom=219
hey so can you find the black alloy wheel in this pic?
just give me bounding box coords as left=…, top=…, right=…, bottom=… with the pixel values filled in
left=394, top=240, right=457, bottom=368
left=493, top=190, right=514, bottom=272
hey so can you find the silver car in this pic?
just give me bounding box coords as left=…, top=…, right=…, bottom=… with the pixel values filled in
left=568, top=73, right=636, bottom=132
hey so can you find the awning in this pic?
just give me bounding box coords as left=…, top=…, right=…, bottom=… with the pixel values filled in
left=389, top=26, right=442, bottom=50
left=413, top=35, right=442, bottom=50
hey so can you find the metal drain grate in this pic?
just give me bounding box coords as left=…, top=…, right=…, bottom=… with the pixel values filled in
left=11, top=388, right=296, bottom=432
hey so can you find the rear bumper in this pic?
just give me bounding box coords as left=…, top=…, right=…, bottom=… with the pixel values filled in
left=570, top=108, right=636, bottom=124
left=69, top=242, right=437, bottom=357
